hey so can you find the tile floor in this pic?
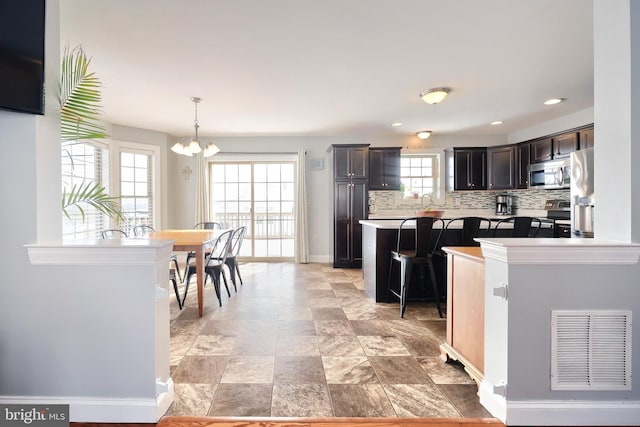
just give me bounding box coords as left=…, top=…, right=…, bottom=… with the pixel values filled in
left=167, top=262, right=492, bottom=419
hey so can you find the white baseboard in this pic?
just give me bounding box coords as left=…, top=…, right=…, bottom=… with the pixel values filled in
left=479, top=379, right=506, bottom=422
left=505, top=400, right=640, bottom=426
left=477, top=383, right=640, bottom=426
left=1, top=382, right=174, bottom=423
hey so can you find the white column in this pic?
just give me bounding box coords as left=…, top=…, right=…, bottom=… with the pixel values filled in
left=593, top=0, right=640, bottom=243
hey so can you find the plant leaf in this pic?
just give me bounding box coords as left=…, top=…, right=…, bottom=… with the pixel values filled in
left=62, top=181, right=124, bottom=222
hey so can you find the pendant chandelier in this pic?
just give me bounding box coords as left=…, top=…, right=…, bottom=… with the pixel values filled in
left=170, top=97, right=220, bottom=157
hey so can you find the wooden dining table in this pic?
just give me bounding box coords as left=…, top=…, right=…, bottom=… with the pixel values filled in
left=149, top=229, right=225, bottom=317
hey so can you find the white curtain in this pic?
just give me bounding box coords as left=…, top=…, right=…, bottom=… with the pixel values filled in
left=294, top=149, right=309, bottom=263
left=193, top=152, right=209, bottom=225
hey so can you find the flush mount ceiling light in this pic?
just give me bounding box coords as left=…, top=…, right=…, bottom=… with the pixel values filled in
left=391, top=122, right=403, bottom=127
left=420, top=87, right=451, bottom=105
left=170, top=97, right=220, bottom=158
left=491, top=120, right=504, bottom=126
left=544, top=97, right=565, bottom=105
left=416, top=130, right=432, bottom=140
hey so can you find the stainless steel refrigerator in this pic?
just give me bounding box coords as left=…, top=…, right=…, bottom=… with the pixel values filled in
left=570, top=147, right=595, bottom=237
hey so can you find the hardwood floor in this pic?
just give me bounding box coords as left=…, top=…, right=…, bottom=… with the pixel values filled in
left=73, top=416, right=503, bottom=427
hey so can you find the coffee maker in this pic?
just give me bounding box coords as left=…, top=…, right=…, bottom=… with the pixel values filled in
left=495, top=194, right=513, bottom=215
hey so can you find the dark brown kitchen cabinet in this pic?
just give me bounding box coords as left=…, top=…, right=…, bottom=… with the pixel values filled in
left=333, top=180, right=367, bottom=268
left=369, top=147, right=401, bottom=190
left=446, top=148, right=487, bottom=191
left=530, top=137, right=553, bottom=163
left=487, top=145, right=516, bottom=190
left=516, top=142, right=530, bottom=189
left=579, top=126, right=595, bottom=149
left=333, top=144, right=369, bottom=268
left=333, top=144, right=369, bottom=180
left=553, top=132, right=579, bottom=158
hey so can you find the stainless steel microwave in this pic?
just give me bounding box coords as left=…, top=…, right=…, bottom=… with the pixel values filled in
left=529, top=158, right=571, bottom=189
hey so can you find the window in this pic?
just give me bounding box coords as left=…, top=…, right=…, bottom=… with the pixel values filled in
left=400, top=154, right=440, bottom=198
left=211, top=160, right=296, bottom=260
left=118, top=151, right=154, bottom=235
left=61, top=141, right=110, bottom=239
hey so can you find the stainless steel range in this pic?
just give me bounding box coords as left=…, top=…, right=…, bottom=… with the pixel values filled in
left=545, top=199, right=571, bottom=238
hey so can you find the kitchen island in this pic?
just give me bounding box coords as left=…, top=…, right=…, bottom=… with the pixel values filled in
left=360, top=214, right=554, bottom=302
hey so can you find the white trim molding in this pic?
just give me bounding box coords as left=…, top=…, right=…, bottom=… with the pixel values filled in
left=26, top=240, right=174, bottom=265
left=0, top=380, right=174, bottom=423
left=477, top=238, right=640, bottom=265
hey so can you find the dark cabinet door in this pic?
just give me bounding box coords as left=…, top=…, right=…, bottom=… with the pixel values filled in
left=553, top=132, right=578, bottom=158
left=579, top=127, right=595, bottom=149
left=333, top=180, right=366, bottom=266
left=334, top=181, right=351, bottom=264
left=369, top=148, right=400, bottom=190
left=333, top=145, right=369, bottom=180
left=350, top=181, right=368, bottom=263
left=453, top=148, right=486, bottom=190
left=516, top=142, right=530, bottom=189
left=530, top=137, right=553, bottom=163
left=487, top=145, right=516, bottom=190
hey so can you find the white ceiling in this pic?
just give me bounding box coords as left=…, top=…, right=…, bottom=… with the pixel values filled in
left=59, top=0, right=594, bottom=139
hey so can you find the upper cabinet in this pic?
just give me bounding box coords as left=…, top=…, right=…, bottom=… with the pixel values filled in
left=553, top=132, right=579, bottom=158
left=333, top=144, right=369, bottom=180
left=530, top=137, right=553, bottom=163
left=487, top=145, right=516, bottom=190
left=530, top=131, right=580, bottom=163
left=579, top=126, right=595, bottom=149
left=369, top=147, right=401, bottom=190
left=516, top=142, right=530, bottom=189
left=446, top=148, right=487, bottom=191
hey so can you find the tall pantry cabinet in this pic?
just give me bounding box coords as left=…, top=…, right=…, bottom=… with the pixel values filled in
left=333, top=144, right=369, bottom=268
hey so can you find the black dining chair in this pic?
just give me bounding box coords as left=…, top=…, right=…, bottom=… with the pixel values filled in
left=386, top=216, right=445, bottom=318
left=133, top=224, right=183, bottom=283
left=184, top=221, right=224, bottom=279
left=182, top=229, right=234, bottom=307
left=101, top=229, right=128, bottom=239
left=225, top=226, right=246, bottom=291
left=169, top=268, right=183, bottom=310
left=492, top=216, right=542, bottom=237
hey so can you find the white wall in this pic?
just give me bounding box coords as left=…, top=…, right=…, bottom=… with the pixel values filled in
left=507, top=107, right=594, bottom=144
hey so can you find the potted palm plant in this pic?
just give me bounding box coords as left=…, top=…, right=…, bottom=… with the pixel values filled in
left=60, top=46, right=123, bottom=222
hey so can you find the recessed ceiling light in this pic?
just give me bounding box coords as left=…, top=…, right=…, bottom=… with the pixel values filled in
left=416, top=131, right=432, bottom=140
left=391, top=122, right=403, bottom=127
left=544, top=98, right=565, bottom=105
left=491, top=120, right=504, bottom=126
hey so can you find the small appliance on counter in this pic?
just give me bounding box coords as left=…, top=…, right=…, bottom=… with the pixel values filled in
left=495, top=194, right=514, bottom=215
left=570, top=147, right=595, bottom=238
left=545, top=199, right=571, bottom=238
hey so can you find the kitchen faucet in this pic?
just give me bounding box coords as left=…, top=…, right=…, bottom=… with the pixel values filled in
left=421, top=193, right=433, bottom=210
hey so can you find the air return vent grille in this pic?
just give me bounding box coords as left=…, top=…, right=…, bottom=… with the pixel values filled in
left=551, top=310, right=631, bottom=391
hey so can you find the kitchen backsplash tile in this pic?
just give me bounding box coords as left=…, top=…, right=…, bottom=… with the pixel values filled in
left=369, top=189, right=569, bottom=211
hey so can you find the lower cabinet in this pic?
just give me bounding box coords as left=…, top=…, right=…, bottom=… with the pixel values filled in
left=334, top=180, right=367, bottom=267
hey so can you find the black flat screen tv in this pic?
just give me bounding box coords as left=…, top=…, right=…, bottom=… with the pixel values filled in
left=0, top=0, right=46, bottom=115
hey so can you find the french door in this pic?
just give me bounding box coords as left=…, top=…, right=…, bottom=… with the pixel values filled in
left=210, top=161, right=295, bottom=261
